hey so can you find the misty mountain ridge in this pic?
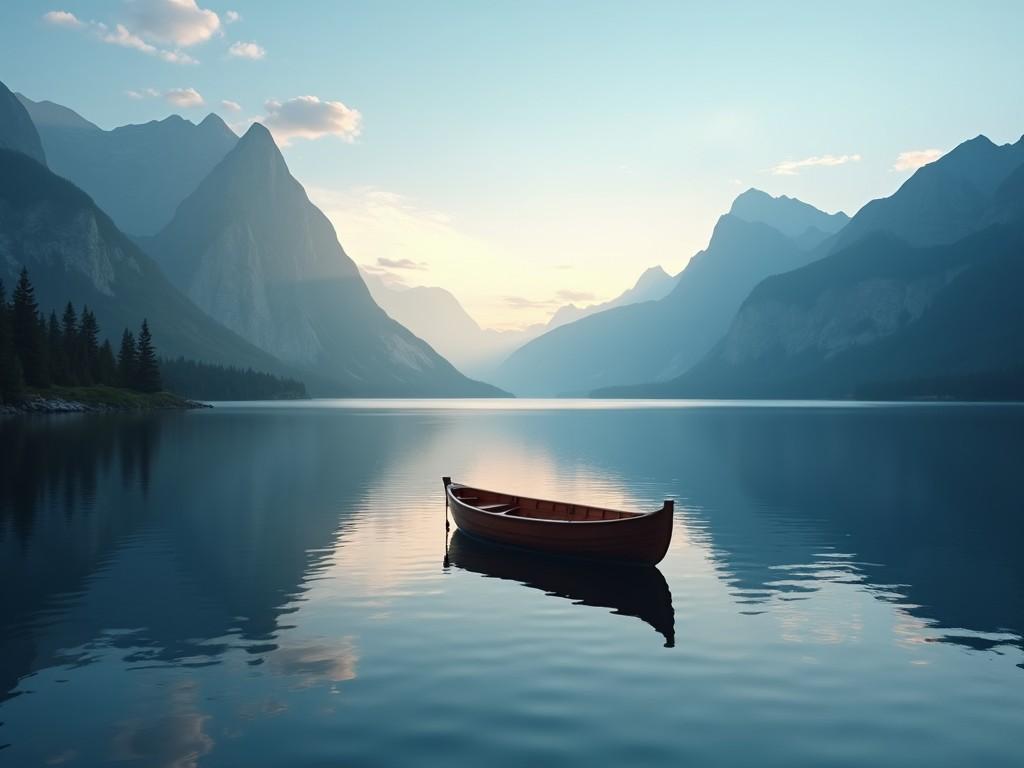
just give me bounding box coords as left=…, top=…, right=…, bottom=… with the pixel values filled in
left=601, top=134, right=1024, bottom=400
left=19, top=93, right=238, bottom=236
left=0, top=81, right=46, bottom=166
left=546, top=265, right=677, bottom=329
left=493, top=191, right=835, bottom=396
left=147, top=122, right=503, bottom=396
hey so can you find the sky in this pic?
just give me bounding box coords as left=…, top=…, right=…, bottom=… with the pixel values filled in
left=3, top=0, right=1024, bottom=329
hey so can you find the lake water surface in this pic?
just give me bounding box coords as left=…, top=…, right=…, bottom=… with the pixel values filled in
left=2, top=401, right=1023, bottom=767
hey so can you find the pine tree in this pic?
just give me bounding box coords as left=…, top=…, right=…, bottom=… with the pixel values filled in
left=97, top=340, right=117, bottom=385
left=118, top=329, right=138, bottom=389
left=12, top=267, right=46, bottom=387
left=79, top=306, right=100, bottom=385
left=47, top=310, right=67, bottom=384
left=0, top=280, right=25, bottom=400
left=61, top=302, right=78, bottom=385
left=134, top=320, right=162, bottom=393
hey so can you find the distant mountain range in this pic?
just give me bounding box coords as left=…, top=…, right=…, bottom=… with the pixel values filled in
left=492, top=190, right=846, bottom=396
left=18, top=93, right=238, bottom=236
left=362, top=264, right=677, bottom=380
left=601, top=135, right=1024, bottom=400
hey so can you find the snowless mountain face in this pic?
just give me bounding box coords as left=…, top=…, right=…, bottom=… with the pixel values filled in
left=0, top=82, right=46, bottom=166
left=18, top=93, right=238, bottom=236
left=0, top=147, right=289, bottom=374
left=602, top=136, right=1024, bottom=400
left=362, top=264, right=676, bottom=381
left=147, top=123, right=503, bottom=397
left=492, top=190, right=836, bottom=396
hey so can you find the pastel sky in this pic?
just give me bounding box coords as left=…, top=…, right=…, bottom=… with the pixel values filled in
left=3, top=0, right=1024, bottom=329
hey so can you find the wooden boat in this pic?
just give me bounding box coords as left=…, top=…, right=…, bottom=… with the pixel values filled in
left=446, top=530, right=675, bottom=646
left=443, top=477, right=673, bottom=565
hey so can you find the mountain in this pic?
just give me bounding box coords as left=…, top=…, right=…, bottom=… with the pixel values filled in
left=361, top=271, right=540, bottom=380
left=834, top=134, right=1024, bottom=248
left=492, top=191, right=834, bottom=396
left=603, top=137, right=1024, bottom=400
left=18, top=93, right=237, bottom=235
left=546, top=265, right=678, bottom=329
left=0, top=148, right=295, bottom=375
left=729, top=187, right=849, bottom=239
left=146, top=123, right=504, bottom=397
left=361, top=264, right=675, bottom=381
left=0, top=82, right=46, bottom=165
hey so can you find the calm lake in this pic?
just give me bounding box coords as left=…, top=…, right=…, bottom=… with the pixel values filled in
left=1, top=401, right=1023, bottom=767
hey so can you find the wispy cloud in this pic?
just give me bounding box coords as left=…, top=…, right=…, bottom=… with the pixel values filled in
left=164, top=87, right=204, bottom=108
left=503, top=296, right=561, bottom=310
left=770, top=153, right=862, bottom=176
left=125, top=87, right=161, bottom=100
left=263, top=96, right=362, bottom=145
left=893, top=148, right=943, bottom=172
left=42, top=1, right=219, bottom=64
left=377, top=257, right=428, bottom=271
left=220, top=99, right=242, bottom=112
left=224, top=10, right=241, bottom=24
left=42, top=10, right=83, bottom=27
left=123, top=0, right=220, bottom=47
left=228, top=40, right=265, bottom=59
left=556, top=289, right=596, bottom=303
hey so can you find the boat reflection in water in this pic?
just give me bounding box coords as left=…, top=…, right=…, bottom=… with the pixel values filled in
left=444, top=530, right=675, bottom=647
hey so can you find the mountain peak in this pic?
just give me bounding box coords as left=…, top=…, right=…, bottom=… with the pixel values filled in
left=199, top=112, right=235, bottom=137
left=240, top=121, right=276, bottom=146
left=729, top=188, right=848, bottom=238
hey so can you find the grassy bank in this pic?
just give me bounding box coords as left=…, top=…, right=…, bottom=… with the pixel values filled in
left=3, top=385, right=206, bottom=413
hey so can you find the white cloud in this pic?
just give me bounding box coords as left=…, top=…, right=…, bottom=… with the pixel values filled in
left=220, top=99, right=242, bottom=112
left=165, top=87, right=204, bottom=108
left=893, top=148, right=943, bottom=172
left=262, top=96, right=362, bottom=145
left=125, top=87, right=161, bottom=99
left=123, top=0, right=220, bottom=47
left=42, top=10, right=83, bottom=27
left=225, top=10, right=240, bottom=23
left=770, top=153, right=862, bottom=176
left=227, top=41, right=266, bottom=59
left=103, top=22, right=157, bottom=54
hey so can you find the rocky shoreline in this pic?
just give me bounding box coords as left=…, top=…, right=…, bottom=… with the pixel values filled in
left=0, top=394, right=212, bottom=415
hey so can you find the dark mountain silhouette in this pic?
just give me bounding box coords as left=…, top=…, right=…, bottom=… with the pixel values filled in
left=728, top=187, right=849, bottom=239
left=834, top=134, right=1024, bottom=248
left=0, top=148, right=293, bottom=373
left=146, top=123, right=504, bottom=396
left=0, top=81, right=46, bottom=165
left=18, top=93, right=238, bottom=235
left=493, top=191, right=834, bottom=396
left=602, top=135, right=1024, bottom=400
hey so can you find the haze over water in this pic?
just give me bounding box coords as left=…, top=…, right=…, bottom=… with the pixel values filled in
left=2, top=401, right=1023, bottom=767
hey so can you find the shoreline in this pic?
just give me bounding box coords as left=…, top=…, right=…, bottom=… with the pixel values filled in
left=1, top=389, right=211, bottom=415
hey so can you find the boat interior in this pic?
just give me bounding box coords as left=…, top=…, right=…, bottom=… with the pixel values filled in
left=451, top=485, right=644, bottom=521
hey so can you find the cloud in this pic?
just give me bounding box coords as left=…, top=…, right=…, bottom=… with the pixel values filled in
left=503, top=296, right=561, bottom=310
left=42, top=2, right=213, bottom=64
left=377, top=257, right=427, bottom=271
left=893, top=148, right=943, bottom=172
left=42, top=10, right=83, bottom=27
left=220, top=99, right=242, bottom=112
left=263, top=96, right=362, bottom=145
left=770, top=153, right=862, bottom=176
left=123, top=0, right=220, bottom=47
left=556, top=289, right=596, bottom=303
left=126, top=87, right=160, bottom=99
left=225, top=10, right=240, bottom=23
left=165, top=87, right=204, bottom=108
left=227, top=40, right=266, bottom=59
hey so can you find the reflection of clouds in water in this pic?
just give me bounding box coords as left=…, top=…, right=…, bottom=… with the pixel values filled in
left=270, top=639, right=358, bottom=689
left=45, top=748, right=78, bottom=765
left=111, top=680, right=213, bottom=768
left=112, top=713, right=212, bottom=768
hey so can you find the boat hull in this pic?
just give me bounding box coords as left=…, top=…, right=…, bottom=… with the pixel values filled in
left=445, top=481, right=673, bottom=565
